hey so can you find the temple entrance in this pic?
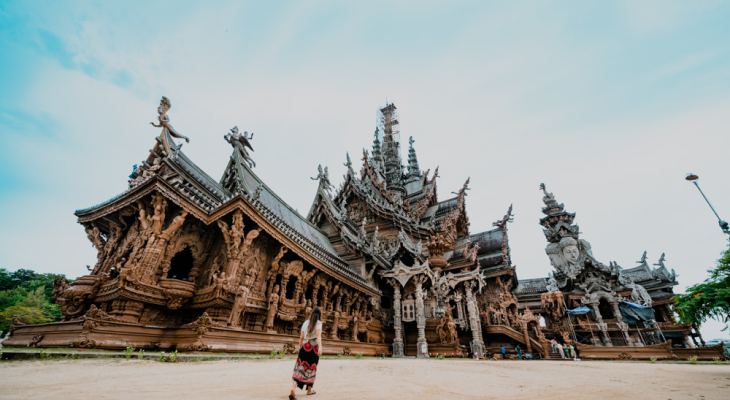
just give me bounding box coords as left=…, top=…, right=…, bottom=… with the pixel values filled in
left=403, top=321, right=418, bottom=356
left=598, top=299, right=614, bottom=320
left=168, top=247, right=194, bottom=281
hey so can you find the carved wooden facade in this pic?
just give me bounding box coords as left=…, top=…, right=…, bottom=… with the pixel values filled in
left=4, top=98, right=713, bottom=360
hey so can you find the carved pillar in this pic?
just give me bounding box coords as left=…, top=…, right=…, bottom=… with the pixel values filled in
left=415, top=279, right=428, bottom=358
left=522, top=322, right=532, bottom=354
left=590, top=303, right=612, bottom=346
left=390, top=280, right=404, bottom=357
left=280, top=274, right=291, bottom=299
left=330, top=311, right=340, bottom=339
left=465, top=282, right=485, bottom=356
left=311, top=284, right=321, bottom=308
left=266, top=273, right=278, bottom=299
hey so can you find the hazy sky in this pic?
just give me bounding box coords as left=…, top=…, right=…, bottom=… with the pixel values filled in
left=1, top=1, right=729, bottom=339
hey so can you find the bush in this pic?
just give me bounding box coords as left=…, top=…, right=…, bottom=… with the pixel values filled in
left=355, top=353, right=363, bottom=359
left=138, top=350, right=145, bottom=360
left=124, top=347, right=135, bottom=360
left=689, top=356, right=698, bottom=365
left=650, top=357, right=657, bottom=363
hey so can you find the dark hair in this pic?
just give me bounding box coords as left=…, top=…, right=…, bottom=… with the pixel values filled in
left=306, top=307, right=321, bottom=338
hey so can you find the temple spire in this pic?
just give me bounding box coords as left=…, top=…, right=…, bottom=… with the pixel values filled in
left=407, top=136, right=420, bottom=178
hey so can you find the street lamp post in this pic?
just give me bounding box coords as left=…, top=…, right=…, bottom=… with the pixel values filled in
left=685, top=173, right=730, bottom=236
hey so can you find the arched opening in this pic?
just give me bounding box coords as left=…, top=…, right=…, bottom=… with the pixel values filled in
left=168, top=247, right=194, bottom=281
left=285, top=276, right=298, bottom=300
left=399, top=252, right=415, bottom=267
left=598, top=298, right=615, bottom=320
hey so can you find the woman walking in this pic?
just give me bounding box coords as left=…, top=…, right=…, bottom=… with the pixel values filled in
left=290, top=306, right=323, bottom=399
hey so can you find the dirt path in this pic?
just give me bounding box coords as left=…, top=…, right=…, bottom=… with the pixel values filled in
left=1, top=358, right=729, bottom=399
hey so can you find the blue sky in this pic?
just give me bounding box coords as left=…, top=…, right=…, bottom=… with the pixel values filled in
left=1, top=1, right=730, bottom=339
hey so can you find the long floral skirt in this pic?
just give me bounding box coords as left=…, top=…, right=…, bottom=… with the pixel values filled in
left=292, top=342, right=319, bottom=389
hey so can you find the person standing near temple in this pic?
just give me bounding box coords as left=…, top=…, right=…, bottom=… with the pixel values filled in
left=290, top=307, right=323, bottom=399
left=516, top=345, right=522, bottom=360
left=500, top=346, right=506, bottom=359
left=556, top=342, right=565, bottom=359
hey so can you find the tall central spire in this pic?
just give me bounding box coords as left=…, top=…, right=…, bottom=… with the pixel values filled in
left=378, top=102, right=405, bottom=197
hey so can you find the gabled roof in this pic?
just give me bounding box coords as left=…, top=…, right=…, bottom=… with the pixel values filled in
left=219, top=147, right=378, bottom=290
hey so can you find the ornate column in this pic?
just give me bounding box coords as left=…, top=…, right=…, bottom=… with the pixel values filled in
left=389, top=279, right=404, bottom=357
left=522, top=322, right=532, bottom=354
left=415, top=276, right=428, bottom=358
left=311, top=284, right=321, bottom=308
left=590, top=303, right=612, bottom=346
left=465, top=282, right=485, bottom=356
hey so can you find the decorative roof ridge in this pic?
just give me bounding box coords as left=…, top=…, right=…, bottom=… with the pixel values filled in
left=171, top=150, right=226, bottom=199
left=236, top=154, right=328, bottom=236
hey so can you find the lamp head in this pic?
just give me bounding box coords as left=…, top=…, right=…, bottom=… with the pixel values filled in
left=685, top=173, right=699, bottom=181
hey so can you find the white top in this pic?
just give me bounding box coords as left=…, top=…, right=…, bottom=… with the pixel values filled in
left=301, top=320, right=323, bottom=340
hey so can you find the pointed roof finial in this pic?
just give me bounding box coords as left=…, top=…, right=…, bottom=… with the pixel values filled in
left=407, top=135, right=420, bottom=177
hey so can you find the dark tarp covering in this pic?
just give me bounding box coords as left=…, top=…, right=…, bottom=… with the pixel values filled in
left=619, top=302, right=655, bottom=325
left=662, top=331, right=686, bottom=338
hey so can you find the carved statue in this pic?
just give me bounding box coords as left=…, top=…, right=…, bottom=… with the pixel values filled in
left=85, top=224, right=106, bottom=253
left=228, top=278, right=251, bottom=328
left=436, top=304, right=458, bottom=344
left=148, top=193, right=168, bottom=237
left=160, top=211, right=188, bottom=240
left=546, top=272, right=559, bottom=292
left=150, top=96, right=190, bottom=143
left=266, top=285, right=280, bottom=331
left=311, top=164, right=334, bottom=194
left=224, top=126, right=255, bottom=168
left=619, top=274, right=653, bottom=307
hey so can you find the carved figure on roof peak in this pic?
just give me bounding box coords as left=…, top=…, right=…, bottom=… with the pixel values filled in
left=150, top=96, right=189, bottom=144
left=224, top=126, right=256, bottom=168
left=311, top=164, right=334, bottom=194
left=493, top=204, right=514, bottom=228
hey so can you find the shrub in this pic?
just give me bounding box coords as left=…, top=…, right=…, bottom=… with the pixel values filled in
left=158, top=351, right=166, bottom=362
left=689, top=356, right=698, bottom=365
left=355, top=353, right=363, bottom=359
left=168, top=351, right=179, bottom=363
left=650, top=357, right=657, bottom=363
left=138, top=350, right=145, bottom=360
left=124, top=347, right=135, bottom=360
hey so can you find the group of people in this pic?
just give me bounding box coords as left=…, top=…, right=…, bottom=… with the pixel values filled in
left=550, top=339, right=576, bottom=359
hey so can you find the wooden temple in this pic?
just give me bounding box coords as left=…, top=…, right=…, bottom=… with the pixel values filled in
left=4, top=97, right=723, bottom=360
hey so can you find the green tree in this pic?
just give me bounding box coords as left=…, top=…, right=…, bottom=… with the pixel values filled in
left=675, top=239, right=730, bottom=326
left=0, top=305, right=55, bottom=330
left=0, top=268, right=66, bottom=331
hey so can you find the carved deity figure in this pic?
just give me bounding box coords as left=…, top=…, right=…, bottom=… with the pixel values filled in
left=224, top=126, right=255, bottom=168
left=266, top=285, right=280, bottom=331
left=546, top=272, right=559, bottom=292
left=160, top=211, right=188, bottom=240
left=311, top=164, right=334, bottom=194
left=228, top=277, right=252, bottom=328
left=560, top=237, right=580, bottom=267
left=148, top=193, right=168, bottom=237
left=619, top=274, right=652, bottom=307
left=85, top=224, right=106, bottom=252
left=150, top=96, right=190, bottom=143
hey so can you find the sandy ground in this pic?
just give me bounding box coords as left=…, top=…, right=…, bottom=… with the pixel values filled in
left=1, top=358, right=729, bottom=400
